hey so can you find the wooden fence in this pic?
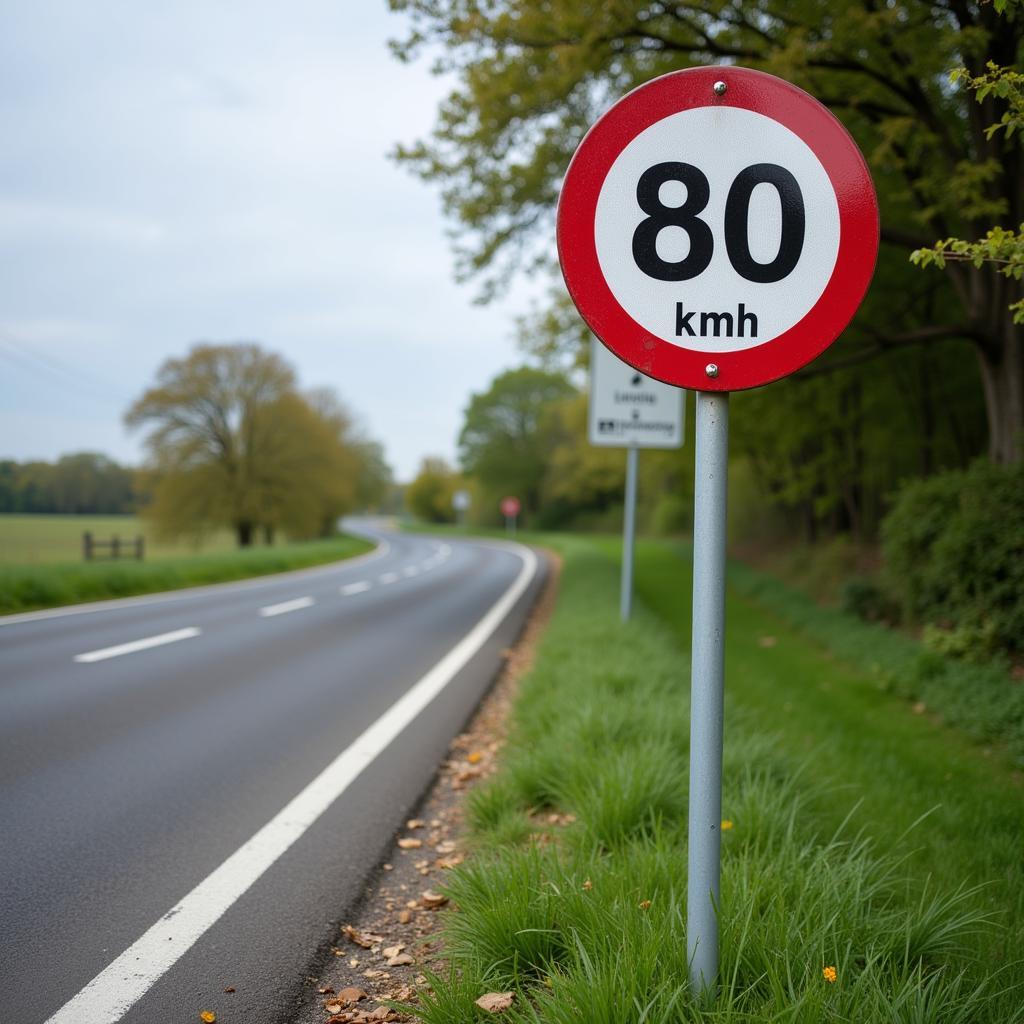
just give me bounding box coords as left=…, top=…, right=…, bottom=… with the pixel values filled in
left=82, top=532, right=145, bottom=562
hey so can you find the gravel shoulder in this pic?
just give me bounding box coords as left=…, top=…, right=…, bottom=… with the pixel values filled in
left=288, top=549, right=561, bottom=1024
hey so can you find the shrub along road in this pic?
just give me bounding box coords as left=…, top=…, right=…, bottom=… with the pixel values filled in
left=406, top=533, right=1023, bottom=1023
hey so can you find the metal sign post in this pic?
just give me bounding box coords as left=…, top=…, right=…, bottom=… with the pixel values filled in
left=588, top=339, right=684, bottom=622
left=558, top=65, right=878, bottom=1003
left=686, top=391, right=729, bottom=994
left=620, top=443, right=639, bottom=621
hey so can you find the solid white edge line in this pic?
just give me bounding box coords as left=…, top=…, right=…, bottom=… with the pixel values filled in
left=258, top=596, right=315, bottom=618
left=73, top=628, right=202, bottom=664
left=0, top=537, right=392, bottom=627
left=45, top=541, right=539, bottom=1024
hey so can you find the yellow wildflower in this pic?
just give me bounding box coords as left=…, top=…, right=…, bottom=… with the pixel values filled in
left=823, top=966, right=837, bottom=984
left=721, top=819, right=734, bottom=831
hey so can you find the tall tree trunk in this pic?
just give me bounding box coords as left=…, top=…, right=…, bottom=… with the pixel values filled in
left=976, top=319, right=1024, bottom=465
left=236, top=520, right=254, bottom=547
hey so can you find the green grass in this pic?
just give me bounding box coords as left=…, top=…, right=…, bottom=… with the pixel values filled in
left=0, top=513, right=239, bottom=564
left=398, top=534, right=1024, bottom=1023
left=0, top=533, right=373, bottom=614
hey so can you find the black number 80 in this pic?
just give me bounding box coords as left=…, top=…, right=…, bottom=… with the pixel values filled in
left=631, top=162, right=805, bottom=284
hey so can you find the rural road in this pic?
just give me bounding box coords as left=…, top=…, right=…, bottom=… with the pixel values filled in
left=0, top=521, right=545, bottom=1024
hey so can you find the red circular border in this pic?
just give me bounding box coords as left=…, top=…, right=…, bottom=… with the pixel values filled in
left=557, top=66, right=879, bottom=391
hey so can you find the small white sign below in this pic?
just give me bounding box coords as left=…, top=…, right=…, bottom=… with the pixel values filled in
left=588, top=339, right=685, bottom=449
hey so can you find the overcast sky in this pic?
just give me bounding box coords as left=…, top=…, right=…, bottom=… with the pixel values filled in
left=0, top=2, right=537, bottom=482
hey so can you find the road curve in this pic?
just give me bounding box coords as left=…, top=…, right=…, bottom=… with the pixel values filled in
left=0, top=521, right=546, bottom=1024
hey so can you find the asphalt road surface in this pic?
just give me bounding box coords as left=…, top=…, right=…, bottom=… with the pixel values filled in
left=0, top=521, right=544, bottom=1024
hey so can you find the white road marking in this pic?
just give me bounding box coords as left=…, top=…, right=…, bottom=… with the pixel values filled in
left=340, top=581, right=371, bottom=596
left=258, top=596, right=314, bottom=618
left=74, top=627, right=201, bottom=664
left=378, top=572, right=399, bottom=584
left=402, top=566, right=419, bottom=578
left=45, top=542, right=538, bottom=1024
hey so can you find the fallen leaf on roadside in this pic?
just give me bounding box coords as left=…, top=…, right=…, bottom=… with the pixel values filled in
left=467, top=751, right=483, bottom=764
left=582, top=879, right=593, bottom=891
left=382, top=944, right=405, bottom=958
left=387, top=952, right=415, bottom=966
left=343, top=925, right=385, bottom=948
left=475, top=991, right=515, bottom=1012
left=223, top=986, right=235, bottom=993
left=338, top=986, right=369, bottom=1006
left=397, top=838, right=422, bottom=850
left=324, top=1003, right=343, bottom=1015
left=420, top=890, right=448, bottom=908
left=398, top=909, right=412, bottom=924
left=406, top=818, right=425, bottom=829
left=199, top=1013, right=216, bottom=1023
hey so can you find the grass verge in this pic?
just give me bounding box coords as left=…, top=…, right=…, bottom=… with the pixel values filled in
left=401, top=534, right=1024, bottom=1022
left=0, top=534, right=373, bottom=615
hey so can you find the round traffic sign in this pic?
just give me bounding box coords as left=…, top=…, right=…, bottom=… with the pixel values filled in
left=500, top=496, right=521, bottom=518
left=557, top=66, right=878, bottom=391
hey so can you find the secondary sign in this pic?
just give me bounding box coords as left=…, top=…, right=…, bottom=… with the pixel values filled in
left=558, top=66, right=878, bottom=391
left=588, top=339, right=684, bottom=449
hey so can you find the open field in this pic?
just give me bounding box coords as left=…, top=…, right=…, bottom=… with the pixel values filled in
left=402, top=531, right=1023, bottom=1022
left=0, top=514, right=237, bottom=565
left=0, top=524, right=373, bottom=615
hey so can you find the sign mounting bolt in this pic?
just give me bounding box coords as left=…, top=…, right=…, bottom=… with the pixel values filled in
left=713, top=81, right=727, bottom=96
left=705, top=363, right=720, bottom=379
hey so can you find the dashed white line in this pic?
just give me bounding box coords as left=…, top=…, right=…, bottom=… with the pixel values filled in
left=74, top=627, right=201, bottom=664
left=402, top=566, right=419, bottom=578
left=259, top=596, right=314, bottom=618
left=45, top=542, right=539, bottom=1024
left=340, top=580, right=371, bottom=596
left=378, top=572, right=399, bottom=585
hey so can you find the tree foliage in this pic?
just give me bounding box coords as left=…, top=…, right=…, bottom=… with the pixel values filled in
left=458, top=366, right=576, bottom=520
left=390, top=0, right=1023, bottom=462
left=0, top=453, right=135, bottom=514
left=125, top=343, right=386, bottom=546
left=406, top=456, right=459, bottom=523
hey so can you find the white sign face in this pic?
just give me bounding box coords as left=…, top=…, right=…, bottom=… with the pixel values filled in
left=593, top=106, right=840, bottom=354
left=588, top=339, right=685, bottom=449
left=452, top=489, right=471, bottom=511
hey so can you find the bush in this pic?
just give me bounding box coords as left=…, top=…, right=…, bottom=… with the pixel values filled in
left=842, top=576, right=901, bottom=625
left=882, top=460, right=1024, bottom=660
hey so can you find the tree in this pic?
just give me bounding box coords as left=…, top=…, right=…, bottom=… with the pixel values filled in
left=406, top=456, right=458, bottom=522
left=458, top=366, right=575, bottom=520
left=126, top=343, right=370, bottom=546
left=390, top=0, right=1023, bottom=462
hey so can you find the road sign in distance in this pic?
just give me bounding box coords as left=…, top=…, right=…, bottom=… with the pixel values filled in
left=558, top=66, right=878, bottom=392
left=589, top=339, right=685, bottom=449
left=452, top=489, right=471, bottom=511
left=500, top=496, right=521, bottom=518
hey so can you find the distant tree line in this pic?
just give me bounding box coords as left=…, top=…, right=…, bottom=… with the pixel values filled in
left=0, top=453, right=136, bottom=515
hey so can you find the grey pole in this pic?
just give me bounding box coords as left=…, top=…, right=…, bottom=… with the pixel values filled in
left=687, top=390, right=729, bottom=997
left=620, top=443, right=639, bottom=621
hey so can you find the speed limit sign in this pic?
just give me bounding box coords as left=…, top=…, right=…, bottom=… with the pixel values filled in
left=558, top=65, right=878, bottom=998
left=558, top=66, right=878, bottom=391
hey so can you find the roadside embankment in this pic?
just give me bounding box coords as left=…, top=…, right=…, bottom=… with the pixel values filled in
left=395, top=533, right=1023, bottom=1022
left=0, top=534, right=373, bottom=615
